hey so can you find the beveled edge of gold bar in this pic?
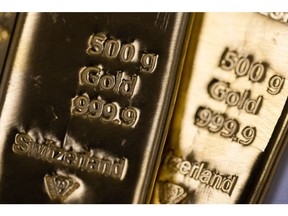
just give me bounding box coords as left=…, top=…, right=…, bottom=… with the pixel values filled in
left=145, top=13, right=196, bottom=204
left=0, top=13, right=17, bottom=87
left=168, top=13, right=204, bottom=151
left=255, top=99, right=288, bottom=203
left=149, top=13, right=204, bottom=204
left=0, top=13, right=22, bottom=114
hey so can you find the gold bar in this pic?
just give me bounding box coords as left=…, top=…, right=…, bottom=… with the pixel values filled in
left=152, top=13, right=288, bottom=204
left=0, top=13, right=193, bottom=203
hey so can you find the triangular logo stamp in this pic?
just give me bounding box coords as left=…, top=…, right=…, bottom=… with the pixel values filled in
left=159, top=181, right=187, bottom=204
left=44, top=173, right=80, bottom=202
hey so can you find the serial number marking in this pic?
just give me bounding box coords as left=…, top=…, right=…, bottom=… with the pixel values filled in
left=79, top=65, right=139, bottom=98
left=165, top=152, right=238, bottom=196
left=86, top=33, right=159, bottom=73
left=12, top=132, right=128, bottom=181
left=194, top=106, right=257, bottom=145
left=71, top=94, right=139, bottom=128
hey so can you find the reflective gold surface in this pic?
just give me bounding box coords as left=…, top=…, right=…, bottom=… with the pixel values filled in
left=153, top=13, right=288, bottom=204
left=0, top=13, right=16, bottom=78
left=1, top=12, right=288, bottom=204
left=0, top=13, right=192, bottom=203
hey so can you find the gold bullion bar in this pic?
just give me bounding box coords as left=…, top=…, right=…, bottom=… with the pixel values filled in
left=0, top=13, right=193, bottom=203
left=152, top=12, right=288, bottom=204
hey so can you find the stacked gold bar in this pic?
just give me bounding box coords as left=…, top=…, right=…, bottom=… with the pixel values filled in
left=153, top=13, right=288, bottom=204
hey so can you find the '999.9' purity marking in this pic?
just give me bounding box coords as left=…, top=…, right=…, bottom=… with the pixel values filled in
left=72, top=94, right=139, bottom=128
left=193, top=47, right=286, bottom=146
left=194, top=106, right=256, bottom=145
left=69, top=32, right=161, bottom=128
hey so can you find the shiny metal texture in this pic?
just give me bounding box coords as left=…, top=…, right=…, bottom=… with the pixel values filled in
left=0, top=13, right=192, bottom=203
left=0, top=13, right=16, bottom=78
left=1, top=12, right=288, bottom=204
left=152, top=13, right=288, bottom=204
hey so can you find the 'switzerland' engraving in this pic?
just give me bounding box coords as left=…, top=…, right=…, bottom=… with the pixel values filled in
left=12, top=133, right=128, bottom=180
left=165, top=152, right=238, bottom=196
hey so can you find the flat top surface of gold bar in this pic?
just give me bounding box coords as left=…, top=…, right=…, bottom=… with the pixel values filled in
left=153, top=12, right=288, bottom=204
left=0, top=13, right=191, bottom=203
